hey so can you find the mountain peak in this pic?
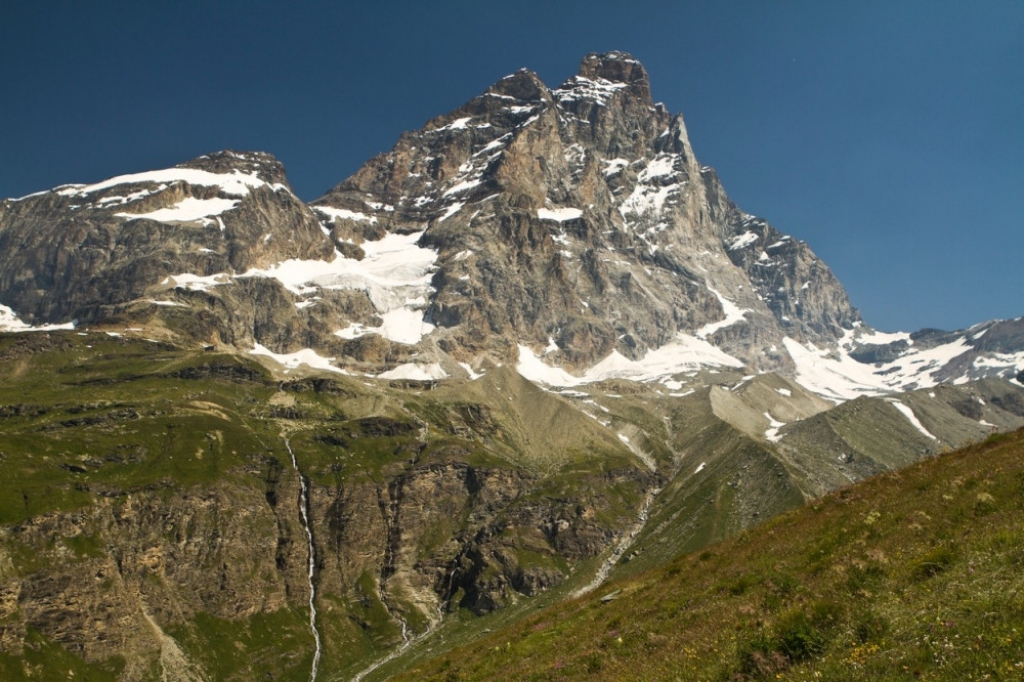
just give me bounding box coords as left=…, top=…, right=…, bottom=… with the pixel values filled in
left=488, top=68, right=549, bottom=102
left=576, top=51, right=651, bottom=103
left=180, top=150, right=290, bottom=186
left=5, top=53, right=1021, bottom=396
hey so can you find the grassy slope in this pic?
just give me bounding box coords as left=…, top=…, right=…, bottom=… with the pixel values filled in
left=399, top=429, right=1024, bottom=681
left=0, top=333, right=280, bottom=526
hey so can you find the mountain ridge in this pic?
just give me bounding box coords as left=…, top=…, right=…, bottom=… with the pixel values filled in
left=4, top=52, right=1020, bottom=399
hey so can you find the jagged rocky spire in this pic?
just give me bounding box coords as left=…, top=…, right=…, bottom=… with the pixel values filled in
left=576, top=51, right=653, bottom=103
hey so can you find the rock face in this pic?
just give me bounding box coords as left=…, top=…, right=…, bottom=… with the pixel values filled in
left=0, top=53, right=860, bottom=378
left=0, top=462, right=645, bottom=671
left=0, top=151, right=331, bottom=325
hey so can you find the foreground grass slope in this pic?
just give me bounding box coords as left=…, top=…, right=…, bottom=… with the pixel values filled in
left=401, top=428, right=1024, bottom=681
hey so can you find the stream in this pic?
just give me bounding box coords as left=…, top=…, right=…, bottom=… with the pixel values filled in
left=285, top=438, right=323, bottom=682
left=571, top=486, right=661, bottom=598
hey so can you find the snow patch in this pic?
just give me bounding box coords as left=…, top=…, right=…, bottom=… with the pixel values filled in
left=57, top=167, right=272, bottom=198
left=437, top=202, right=465, bottom=222
left=313, top=206, right=377, bottom=224
left=377, top=363, right=447, bottom=381
left=886, top=400, right=937, bottom=440
left=433, top=117, right=472, bottom=132
left=443, top=179, right=482, bottom=197
left=601, top=158, right=630, bottom=177
left=116, top=197, right=239, bottom=223
left=696, top=288, right=751, bottom=339
left=727, top=232, right=759, bottom=251
left=250, top=343, right=343, bottom=374
left=784, top=335, right=974, bottom=402
left=516, top=333, right=742, bottom=388
left=537, top=207, right=583, bottom=222
left=553, top=75, right=627, bottom=105
left=643, top=155, right=676, bottom=179
left=162, top=273, right=232, bottom=292
left=334, top=309, right=435, bottom=345
left=457, top=362, right=484, bottom=380
left=764, top=412, right=786, bottom=442
left=0, top=303, right=76, bottom=332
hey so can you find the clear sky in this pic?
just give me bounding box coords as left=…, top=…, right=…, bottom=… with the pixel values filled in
left=2, top=1, right=1021, bottom=333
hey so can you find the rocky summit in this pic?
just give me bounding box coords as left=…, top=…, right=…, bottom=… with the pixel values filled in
left=315, top=51, right=857, bottom=376
left=1, top=53, right=1024, bottom=681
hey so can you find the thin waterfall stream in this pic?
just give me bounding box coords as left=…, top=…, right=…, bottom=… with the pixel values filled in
left=572, top=486, right=660, bottom=598
left=285, top=437, right=323, bottom=682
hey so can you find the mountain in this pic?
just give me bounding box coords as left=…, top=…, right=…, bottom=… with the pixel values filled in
left=4, top=52, right=1019, bottom=393
left=313, top=52, right=857, bottom=375
left=1, top=52, right=1023, bottom=680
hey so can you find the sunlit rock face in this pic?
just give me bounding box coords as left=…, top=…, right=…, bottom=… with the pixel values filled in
left=315, top=51, right=858, bottom=375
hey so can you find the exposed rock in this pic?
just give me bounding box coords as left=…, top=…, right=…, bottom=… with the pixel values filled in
left=0, top=151, right=332, bottom=334
left=314, top=51, right=859, bottom=372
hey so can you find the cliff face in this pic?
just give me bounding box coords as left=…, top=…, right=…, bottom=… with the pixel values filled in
left=0, top=462, right=647, bottom=675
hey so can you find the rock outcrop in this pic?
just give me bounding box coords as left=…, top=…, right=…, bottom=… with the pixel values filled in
left=0, top=151, right=331, bottom=325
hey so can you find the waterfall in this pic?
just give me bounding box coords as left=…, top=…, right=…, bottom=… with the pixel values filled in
left=285, top=438, right=323, bottom=682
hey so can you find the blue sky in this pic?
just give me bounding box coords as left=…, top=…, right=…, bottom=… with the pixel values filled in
left=2, top=1, right=1021, bottom=332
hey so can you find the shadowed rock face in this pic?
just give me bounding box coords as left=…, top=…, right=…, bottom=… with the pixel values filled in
left=0, top=52, right=859, bottom=375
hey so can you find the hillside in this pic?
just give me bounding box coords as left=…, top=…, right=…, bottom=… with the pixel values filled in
left=399, top=428, right=1024, bottom=680
left=0, top=329, right=1021, bottom=680
left=0, top=331, right=650, bottom=680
